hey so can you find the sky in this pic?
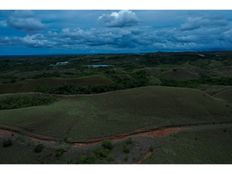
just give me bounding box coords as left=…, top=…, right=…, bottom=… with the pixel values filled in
left=0, top=10, right=232, bottom=55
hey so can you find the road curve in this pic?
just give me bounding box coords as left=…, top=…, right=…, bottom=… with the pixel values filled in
left=0, top=121, right=232, bottom=145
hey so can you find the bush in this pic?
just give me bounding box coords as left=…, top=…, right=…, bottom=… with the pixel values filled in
left=101, top=140, right=113, bottom=150
left=55, top=148, right=66, bottom=158
left=94, top=148, right=110, bottom=159
left=124, top=155, right=128, bottom=161
left=106, top=156, right=114, bottom=162
left=131, top=70, right=150, bottom=86
left=2, top=139, right=12, bottom=147
left=34, top=144, right=44, bottom=153
left=0, top=93, right=56, bottom=110
left=125, top=138, right=133, bottom=145
left=123, top=145, right=130, bottom=154
left=78, top=155, right=96, bottom=164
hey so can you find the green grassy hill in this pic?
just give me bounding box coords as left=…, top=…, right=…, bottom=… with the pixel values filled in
left=214, top=87, right=232, bottom=103
left=0, top=86, right=231, bottom=141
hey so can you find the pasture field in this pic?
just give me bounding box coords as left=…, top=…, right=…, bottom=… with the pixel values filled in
left=0, top=86, right=231, bottom=141
left=144, top=126, right=232, bottom=164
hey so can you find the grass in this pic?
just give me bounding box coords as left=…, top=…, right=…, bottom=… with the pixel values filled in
left=144, top=126, right=232, bottom=164
left=0, top=86, right=231, bottom=141
left=214, top=87, right=232, bottom=103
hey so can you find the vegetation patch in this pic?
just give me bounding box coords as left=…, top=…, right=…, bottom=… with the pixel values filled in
left=0, top=93, right=56, bottom=110
left=94, top=148, right=110, bottom=159
left=123, top=145, right=130, bottom=154
left=101, top=140, right=113, bottom=150
left=34, top=144, right=44, bottom=153
left=2, top=139, right=12, bottom=148
left=55, top=148, right=66, bottom=158
left=125, top=138, right=133, bottom=145
left=78, top=154, right=96, bottom=164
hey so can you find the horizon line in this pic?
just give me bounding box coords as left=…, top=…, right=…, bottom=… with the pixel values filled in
left=1, top=50, right=232, bottom=57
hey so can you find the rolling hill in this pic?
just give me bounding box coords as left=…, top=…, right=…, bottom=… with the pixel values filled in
left=0, top=86, right=231, bottom=141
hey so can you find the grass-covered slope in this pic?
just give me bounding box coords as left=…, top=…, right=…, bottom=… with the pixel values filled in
left=214, top=87, right=232, bottom=103
left=144, top=126, right=232, bottom=164
left=0, top=86, right=231, bottom=141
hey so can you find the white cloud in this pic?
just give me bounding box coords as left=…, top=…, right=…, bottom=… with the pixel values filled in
left=20, top=34, right=53, bottom=47
left=98, top=10, right=138, bottom=27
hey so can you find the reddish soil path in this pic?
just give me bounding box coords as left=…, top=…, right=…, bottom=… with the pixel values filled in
left=0, top=121, right=231, bottom=146
left=140, top=127, right=182, bottom=138
left=0, top=124, right=57, bottom=144
left=0, top=129, right=13, bottom=137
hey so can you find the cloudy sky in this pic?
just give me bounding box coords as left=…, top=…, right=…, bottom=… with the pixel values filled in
left=0, top=10, right=232, bottom=55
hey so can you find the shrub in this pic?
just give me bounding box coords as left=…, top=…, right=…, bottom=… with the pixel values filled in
left=125, top=138, right=133, bottom=145
left=55, top=148, right=66, bottom=158
left=0, top=93, right=56, bottom=110
left=34, top=144, right=44, bottom=153
left=106, top=156, right=114, bottom=162
left=2, top=139, right=12, bottom=147
left=149, top=146, right=154, bottom=152
left=94, top=148, right=110, bottom=159
left=123, top=145, right=130, bottom=154
left=78, top=155, right=96, bottom=164
left=124, top=155, right=128, bottom=161
left=101, top=140, right=113, bottom=150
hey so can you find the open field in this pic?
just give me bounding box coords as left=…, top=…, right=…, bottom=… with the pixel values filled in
left=0, top=86, right=231, bottom=141
left=214, top=87, right=232, bottom=103
left=144, top=126, right=232, bottom=164
left=0, top=52, right=232, bottom=163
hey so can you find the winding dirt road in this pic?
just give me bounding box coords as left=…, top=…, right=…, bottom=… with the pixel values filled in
left=0, top=121, right=232, bottom=146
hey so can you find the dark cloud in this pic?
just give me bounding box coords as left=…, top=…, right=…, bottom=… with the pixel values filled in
left=0, top=36, right=13, bottom=46
left=58, top=27, right=150, bottom=49
left=180, top=16, right=229, bottom=31
left=6, top=11, right=45, bottom=32
left=98, top=10, right=138, bottom=27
